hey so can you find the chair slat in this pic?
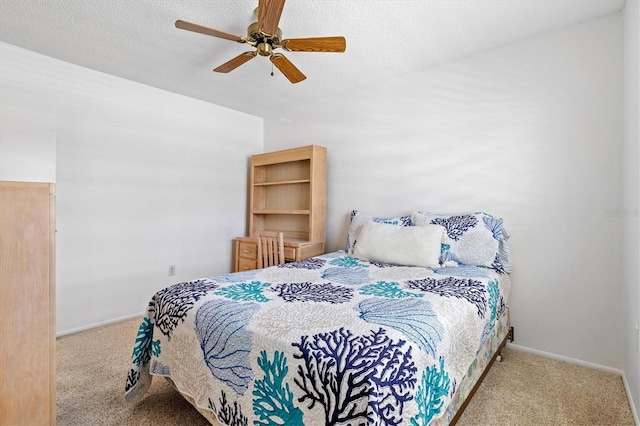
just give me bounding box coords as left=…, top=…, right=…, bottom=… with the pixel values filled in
left=256, top=231, right=285, bottom=268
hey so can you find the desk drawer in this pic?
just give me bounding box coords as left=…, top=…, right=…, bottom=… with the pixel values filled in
left=284, top=246, right=296, bottom=261
left=238, top=258, right=257, bottom=271
left=238, top=241, right=257, bottom=260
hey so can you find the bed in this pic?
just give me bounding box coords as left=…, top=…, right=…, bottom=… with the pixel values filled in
left=125, top=210, right=513, bottom=425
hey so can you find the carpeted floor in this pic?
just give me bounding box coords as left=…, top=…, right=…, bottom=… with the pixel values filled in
left=56, top=317, right=636, bottom=426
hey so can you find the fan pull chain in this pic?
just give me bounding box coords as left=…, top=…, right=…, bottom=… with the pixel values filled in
left=271, top=61, right=274, bottom=77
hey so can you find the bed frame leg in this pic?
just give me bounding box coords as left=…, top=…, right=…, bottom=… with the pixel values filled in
left=497, top=327, right=514, bottom=362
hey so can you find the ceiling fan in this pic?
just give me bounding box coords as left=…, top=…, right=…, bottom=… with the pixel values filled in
left=175, top=0, right=346, bottom=84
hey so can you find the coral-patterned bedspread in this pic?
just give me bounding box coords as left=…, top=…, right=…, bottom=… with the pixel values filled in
left=125, top=251, right=510, bottom=426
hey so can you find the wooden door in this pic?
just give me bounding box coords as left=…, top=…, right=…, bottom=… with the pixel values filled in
left=0, top=181, right=56, bottom=425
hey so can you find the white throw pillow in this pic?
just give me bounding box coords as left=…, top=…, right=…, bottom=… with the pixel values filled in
left=351, top=221, right=445, bottom=268
left=345, top=210, right=412, bottom=252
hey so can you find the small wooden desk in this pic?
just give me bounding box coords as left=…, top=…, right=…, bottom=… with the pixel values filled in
left=234, top=236, right=325, bottom=272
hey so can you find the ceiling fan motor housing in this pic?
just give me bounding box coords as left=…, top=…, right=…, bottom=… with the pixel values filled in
left=247, top=21, right=281, bottom=56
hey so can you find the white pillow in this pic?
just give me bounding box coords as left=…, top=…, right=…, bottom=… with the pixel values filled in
left=351, top=221, right=446, bottom=268
left=346, top=210, right=412, bottom=252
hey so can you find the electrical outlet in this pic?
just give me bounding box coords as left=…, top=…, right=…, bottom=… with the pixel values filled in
left=168, top=265, right=176, bottom=276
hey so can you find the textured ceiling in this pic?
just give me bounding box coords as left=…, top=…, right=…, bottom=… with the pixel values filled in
left=0, top=0, right=626, bottom=119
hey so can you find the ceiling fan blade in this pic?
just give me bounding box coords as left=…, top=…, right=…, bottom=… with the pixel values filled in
left=281, top=36, right=346, bottom=53
left=214, top=52, right=257, bottom=73
left=175, top=20, right=246, bottom=43
left=270, top=53, right=306, bottom=84
left=258, top=0, right=286, bottom=37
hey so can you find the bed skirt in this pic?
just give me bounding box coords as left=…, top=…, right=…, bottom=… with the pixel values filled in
left=441, top=307, right=512, bottom=425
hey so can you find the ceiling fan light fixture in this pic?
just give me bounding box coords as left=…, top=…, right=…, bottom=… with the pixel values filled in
left=257, top=42, right=273, bottom=56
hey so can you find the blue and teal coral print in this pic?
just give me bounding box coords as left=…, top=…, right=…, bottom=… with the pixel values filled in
left=125, top=369, right=139, bottom=392
left=410, top=357, right=451, bottom=425
left=292, top=327, right=417, bottom=425
left=127, top=317, right=162, bottom=395
left=359, top=297, right=444, bottom=357
left=329, top=256, right=366, bottom=268
left=490, top=254, right=506, bottom=275
left=360, top=281, right=423, bottom=299
left=434, top=265, right=490, bottom=278
left=131, top=317, right=161, bottom=366
left=153, top=279, right=218, bottom=340
left=215, top=281, right=271, bottom=302
left=214, top=270, right=259, bottom=283
left=272, top=282, right=353, bottom=304
left=406, top=277, right=487, bottom=317
left=431, top=214, right=477, bottom=241
left=482, top=215, right=503, bottom=240
left=321, top=266, right=370, bottom=285
left=367, top=259, right=405, bottom=268
left=373, top=215, right=412, bottom=226
left=208, top=390, right=248, bottom=426
left=195, top=300, right=259, bottom=395
left=479, top=279, right=501, bottom=347
left=280, top=257, right=326, bottom=270
left=150, top=360, right=170, bottom=376
left=253, top=351, right=304, bottom=426
left=486, top=279, right=499, bottom=328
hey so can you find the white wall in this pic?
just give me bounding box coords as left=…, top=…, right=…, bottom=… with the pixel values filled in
left=623, top=0, right=640, bottom=418
left=0, top=42, right=263, bottom=335
left=0, top=86, right=56, bottom=182
left=265, top=14, right=624, bottom=370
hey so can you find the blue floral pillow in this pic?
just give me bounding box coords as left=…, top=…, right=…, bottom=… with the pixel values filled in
left=411, top=211, right=512, bottom=273
left=346, top=210, right=412, bottom=253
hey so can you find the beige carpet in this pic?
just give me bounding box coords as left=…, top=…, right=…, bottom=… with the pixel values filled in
left=56, top=317, right=636, bottom=426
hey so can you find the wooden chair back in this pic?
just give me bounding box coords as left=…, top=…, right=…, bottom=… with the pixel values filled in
left=256, top=231, right=285, bottom=268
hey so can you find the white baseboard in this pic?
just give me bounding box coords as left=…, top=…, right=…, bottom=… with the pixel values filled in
left=622, top=373, right=640, bottom=426
left=507, top=343, right=638, bottom=425
left=56, top=312, right=144, bottom=337
left=507, top=343, right=623, bottom=375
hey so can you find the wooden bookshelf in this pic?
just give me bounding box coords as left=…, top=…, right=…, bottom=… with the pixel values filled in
left=234, top=145, right=327, bottom=271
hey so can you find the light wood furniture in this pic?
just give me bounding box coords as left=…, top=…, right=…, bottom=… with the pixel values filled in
left=234, top=145, right=327, bottom=272
left=0, top=181, right=56, bottom=425
left=257, top=231, right=285, bottom=268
